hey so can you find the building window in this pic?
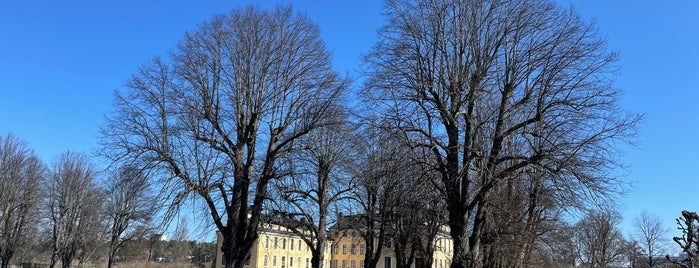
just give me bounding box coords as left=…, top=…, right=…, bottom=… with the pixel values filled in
left=290, top=257, right=294, bottom=267
left=298, top=257, right=301, bottom=268
left=342, top=260, right=347, bottom=268
left=351, top=260, right=356, bottom=268
left=291, top=239, right=294, bottom=250
left=342, top=244, right=348, bottom=254
left=332, top=245, right=338, bottom=254
left=360, top=263, right=364, bottom=268
left=360, top=244, right=365, bottom=255
left=351, top=231, right=356, bottom=237
left=351, top=244, right=356, bottom=254
left=283, top=238, right=287, bottom=250
left=282, top=257, right=286, bottom=268
left=332, top=260, right=338, bottom=268
left=273, top=256, right=277, bottom=267
left=266, top=236, right=270, bottom=249
left=384, top=257, right=391, bottom=268
left=275, top=237, right=279, bottom=249
left=299, top=240, right=302, bottom=251
left=264, top=255, right=268, bottom=267
left=306, top=258, right=309, bottom=268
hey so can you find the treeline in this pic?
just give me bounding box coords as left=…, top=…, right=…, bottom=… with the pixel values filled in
left=7, top=1, right=691, bottom=268
left=94, top=1, right=642, bottom=268
left=0, top=134, right=215, bottom=268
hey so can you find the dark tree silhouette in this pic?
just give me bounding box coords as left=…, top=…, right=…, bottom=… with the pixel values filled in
left=362, top=0, right=640, bottom=267
left=0, top=134, right=45, bottom=268
left=667, top=210, right=699, bottom=268
left=102, top=6, right=347, bottom=268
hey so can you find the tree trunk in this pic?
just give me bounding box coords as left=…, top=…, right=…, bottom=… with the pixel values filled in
left=1, top=256, right=10, bottom=268
left=311, top=248, right=323, bottom=268
left=61, top=256, right=72, bottom=268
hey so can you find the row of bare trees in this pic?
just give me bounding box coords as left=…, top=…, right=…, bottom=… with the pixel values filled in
left=8, top=0, right=693, bottom=264
left=0, top=134, right=157, bottom=268
left=96, top=1, right=643, bottom=268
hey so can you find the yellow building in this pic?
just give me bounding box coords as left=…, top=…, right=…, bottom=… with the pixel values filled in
left=328, top=228, right=374, bottom=268
left=431, top=226, right=453, bottom=268
left=328, top=215, right=452, bottom=268
left=215, top=222, right=332, bottom=268
left=214, top=215, right=451, bottom=268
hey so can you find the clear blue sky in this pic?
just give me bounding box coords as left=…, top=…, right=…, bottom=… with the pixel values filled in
left=1, top=0, right=697, bottom=247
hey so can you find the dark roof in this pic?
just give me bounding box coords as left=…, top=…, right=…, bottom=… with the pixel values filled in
left=329, top=214, right=368, bottom=230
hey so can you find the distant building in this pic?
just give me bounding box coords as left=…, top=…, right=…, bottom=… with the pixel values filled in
left=215, top=214, right=451, bottom=268
left=215, top=221, right=332, bottom=268
left=156, top=234, right=167, bottom=241
left=328, top=214, right=452, bottom=268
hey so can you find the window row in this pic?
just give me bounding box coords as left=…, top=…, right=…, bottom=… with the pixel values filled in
left=262, top=255, right=312, bottom=268
left=330, top=259, right=364, bottom=268
left=264, top=236, right=312, bottom=252
left=332, top=244, right=366, bottom=255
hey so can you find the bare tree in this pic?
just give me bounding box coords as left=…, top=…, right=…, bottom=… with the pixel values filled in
left=667, top=210, right=699, bottom=268
left=0, top=134, right=45, bottom=268
left=101, top=6, right=348, bottom=268
left=362, top=0, right=640, bottom=267
left=104, top=165, right=155, bottom=268
left=47, top=151, right=102, bottom=268
left=634, top=211, right=668, bottom=267
left=350, top=127, right=405, bottom=268
left=271, top=108, right=355, bottom=268
left=171, top=217, right=190, bottom=262
left=574, top=208, right=627, bottom=268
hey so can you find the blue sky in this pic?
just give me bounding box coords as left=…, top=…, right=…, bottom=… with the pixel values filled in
left=1, top=0, right=697, bottom=247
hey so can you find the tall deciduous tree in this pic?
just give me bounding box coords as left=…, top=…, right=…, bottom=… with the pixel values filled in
left=362, top=0, right=639, bottom=267
left=101, top=6, right=347, bottom=268
left=351, top=127, right=405, bottom=268
left=634, top=211, right=668, bottom=267
left=574, top=208, right=627, bottom=268
left=47, top=151, right=102, bottom=268
left=104, top=165, right=155, bottom=268
left=272, top=107, right=355, bottom=268
left=0, top=134, right=45, bottom=268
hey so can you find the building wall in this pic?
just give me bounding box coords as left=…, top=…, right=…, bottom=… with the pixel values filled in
left=216, top=225, right=332, bottom=268
left=216, top=224, right=452, bottom=268
left=431, top=230, right=453, bottom=268
left=329, top=230, right=367, bottom=268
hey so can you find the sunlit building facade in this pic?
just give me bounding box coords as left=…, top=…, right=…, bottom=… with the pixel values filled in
left=215, top=223, right=332, bottom=268
left=215, top=215, right=451, bottom=268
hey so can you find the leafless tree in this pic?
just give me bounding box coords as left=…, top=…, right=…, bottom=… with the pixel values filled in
left=271, top=107, right=355, bottom=268
left=633, top=211, right=669, bottom=267
left=391, top=173, right=446, bottom=268
left=104, top=165, right=155, bottom=268
left=480, top=166, right=566, bottom=268
left=101, top=6, right=348, bottom=268
left=47, top=151, right=103, bottom=268
left=574, top=208, right=627, bottom=268
left=667, top=210, right=699, bottom=268
left=0, top=134, right=45, bottom=268
left=362, top=0, right=640, bottom=267
left=171, top=217, right=190, bottom=262
left=346, top=125, right=445, bottom=268
left=349, top=126, right=404, bottom=268
left=533, top=221, right=577, bottom=267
